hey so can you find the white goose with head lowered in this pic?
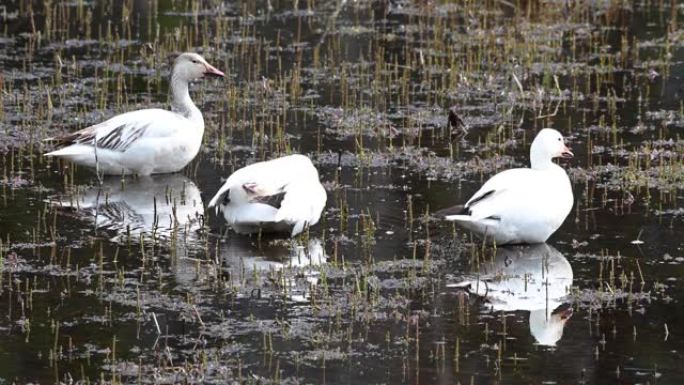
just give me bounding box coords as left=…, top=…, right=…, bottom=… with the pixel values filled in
left=45, top=52, right=224, bottom=176
left=208, top=154, right=327, bottom=237
left=436, top=128, right=574, bottom=245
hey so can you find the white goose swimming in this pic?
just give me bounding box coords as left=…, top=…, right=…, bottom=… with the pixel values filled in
left=45, top=52, right=224, bottom=176
left=436, top=128, right=574, bottom=245
left=208, top=154, right=327, bottom=237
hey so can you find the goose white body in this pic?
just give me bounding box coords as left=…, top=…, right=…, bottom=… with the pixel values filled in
left=46, top=109, right=204, bottom=175
left=208, top=154, right=327, bottom=237
left=45, top=52, right=224, bottom=176
left=437, top=128, right=574, bottom=245
left=446, top=166, right=573, bottom=244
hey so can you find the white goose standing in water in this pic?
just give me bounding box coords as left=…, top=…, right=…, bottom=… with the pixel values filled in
left=436, top=128, right=574, bottom=245
left=208, top=154, right=327, bottom=237
left=45, top=52, right=224, bottom=175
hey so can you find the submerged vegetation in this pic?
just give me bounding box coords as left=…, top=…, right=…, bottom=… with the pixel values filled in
left=0, top=0, right=683, bottom=384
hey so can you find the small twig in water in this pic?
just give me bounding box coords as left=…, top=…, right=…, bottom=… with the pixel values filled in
left=511, top=72, right=524, bottom=96
left=192, top=305, right=205, bottom=327
left=151, top=312, right=161, bottom=335
left=631, top=229, right=644, bottom=245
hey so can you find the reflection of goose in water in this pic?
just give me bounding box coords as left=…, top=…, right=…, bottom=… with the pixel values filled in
left=451, top=243, right=573, bottom=346
left=218, top=237, right=326, bottom=302
left=52, top=174, right=204, bottom=241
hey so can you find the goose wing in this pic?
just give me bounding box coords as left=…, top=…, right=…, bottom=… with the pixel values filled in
left=46, top=109, right=192, bottom=153
left=437, top=168, right=538, bottom=221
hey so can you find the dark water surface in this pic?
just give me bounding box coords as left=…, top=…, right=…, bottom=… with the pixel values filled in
left=1, top=0, right=684, bottom=384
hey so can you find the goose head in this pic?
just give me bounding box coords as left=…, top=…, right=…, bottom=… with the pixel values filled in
left=529, top=128, right=573, bottom=169
left=172, top=52, right=224, bottom=82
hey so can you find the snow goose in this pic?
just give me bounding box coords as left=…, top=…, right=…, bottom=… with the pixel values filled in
left=45, top=52, right=224, bottom=175
left=207, top=154, right=327, bottom=237
left=450, top=244, right=574, bottom=346
left=436, top=128, right=573, bottom=245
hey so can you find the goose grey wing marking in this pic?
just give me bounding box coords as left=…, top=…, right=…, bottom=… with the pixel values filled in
left=466, top=189, right=496, bottom=211
left=53, top=123, right=150, bottom=152
left=94, top=123, right=149, bottom=152
left=252, top=191, right=287, bottom=209
left=433, top=204, right=467, bottom=218
left=242, top=183, right=289, bottom=209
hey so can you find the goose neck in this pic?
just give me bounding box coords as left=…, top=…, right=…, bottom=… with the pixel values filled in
left=530, top=155, right=555, bottom=170
left=170, top=74, right=201, bottom=122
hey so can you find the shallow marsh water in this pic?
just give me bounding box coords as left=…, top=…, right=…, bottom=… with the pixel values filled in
left=1, top=0, right=684, bottom=384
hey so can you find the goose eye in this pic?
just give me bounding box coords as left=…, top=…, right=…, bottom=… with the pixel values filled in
left=191, top=59, right=199, bottom=64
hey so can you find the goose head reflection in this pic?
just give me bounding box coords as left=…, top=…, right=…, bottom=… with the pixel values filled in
left=453, top=243, right=574, bottom=346
left=52, top=174, right=204, bottom=242
left=216, top=237, right=326, bottom=302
